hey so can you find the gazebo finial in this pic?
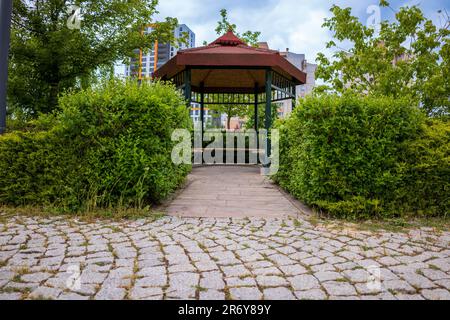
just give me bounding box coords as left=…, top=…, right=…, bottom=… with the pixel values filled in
left=210, top=29, right=247, bottom=46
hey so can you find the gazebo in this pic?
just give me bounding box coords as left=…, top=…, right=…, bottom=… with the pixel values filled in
left=154, top=30, right=306, bottom=161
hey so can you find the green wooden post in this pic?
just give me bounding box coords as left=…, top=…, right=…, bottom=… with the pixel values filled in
left=254, top=83, right=259, bottom=161
left=184, top=68, right=192, bottom=107
left=200, top=82, right=205, bottom=151
left=291, top=82, right=297, bottom=111
left=265, top=69, right=272, bottom=162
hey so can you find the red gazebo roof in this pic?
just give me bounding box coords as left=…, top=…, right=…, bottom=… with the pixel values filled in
left=210, top=30, right=247, bottom=46
left=154, top=31, right=307, bottom=94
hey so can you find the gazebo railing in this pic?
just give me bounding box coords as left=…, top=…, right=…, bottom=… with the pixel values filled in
left=167, top=68, right=299, bottom=163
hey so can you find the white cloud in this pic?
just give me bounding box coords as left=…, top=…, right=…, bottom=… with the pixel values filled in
left=153, top=0, right=449, bottom=63
left=155, top=0, right=335, bottom=62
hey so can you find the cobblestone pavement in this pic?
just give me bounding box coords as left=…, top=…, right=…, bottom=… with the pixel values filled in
left=0, top=214, right=449, bottom=300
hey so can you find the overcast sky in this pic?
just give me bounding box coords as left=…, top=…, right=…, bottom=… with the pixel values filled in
left=154, top=0, right=449, bottom=63
left=115, top=0, right=449, bottom=74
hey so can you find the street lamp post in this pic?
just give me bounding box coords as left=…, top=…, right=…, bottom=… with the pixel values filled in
left=0, top=0, right=13, bottom=134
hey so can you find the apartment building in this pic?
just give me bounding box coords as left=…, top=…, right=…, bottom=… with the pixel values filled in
left=125, top=24, right=205, bottom=126
left=278, top=49, right=317, bottom=117
left=125, top=24, right=196, bottom=79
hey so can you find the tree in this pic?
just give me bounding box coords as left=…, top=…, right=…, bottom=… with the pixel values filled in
left=203, top=9, right=261, bottom=47
left=8, top=0, right=179, bottom=116
left=316, top=1, right=450, bottom=116
left=208, top=98, right=251, bottom=130
left=245, top=103, right=280, bottom=130
left=206, top=10, right=262, bottom=129
left=216, top=9, right=261, bottom=47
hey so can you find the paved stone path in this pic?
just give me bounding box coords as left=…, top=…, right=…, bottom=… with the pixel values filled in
left=0, top=214, right=449, bottom=300
left=166, top=166, right=302, bottom=218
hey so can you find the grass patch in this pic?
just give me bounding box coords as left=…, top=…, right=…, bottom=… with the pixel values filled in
left=2, top=286, right=31, bottom=294
left=223, top=287, right=232, bottom=300
left=355, top=216, right=450, bottom=233
left=198, top=243, right=207, bottom=252
left=303, top=212, right=450, bottom=234
left=387, top=288, right=397, bottom=296
left=195, top=285, right=208, bottom=293
left=109, top=226, right=123, bottom=233
left=0, top=205, right=166, bottom=222
left=293, top=219, right=303, bottom=227
left=15, top=266, right=30, bottom=276
left=29, top=295, right=53, bottom=301
left=307, top=215, right=320, bottom=227
left=428, top=264, right=441, bottom=271
left=416, top=269, right=425, bottom=276
left=108, top=244, right=118, bottom=259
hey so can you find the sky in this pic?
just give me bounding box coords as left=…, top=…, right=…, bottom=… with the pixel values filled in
left=115, top=0, right=449, bottom=74
left=155, top=0, right=449, bottom=62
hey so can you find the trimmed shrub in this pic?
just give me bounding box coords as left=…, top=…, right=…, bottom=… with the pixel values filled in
left=0, top=80, right=192, bottom=211
left=275, top=93, right=449, bottom=219
left=402, top=120, right=450, bottom=215
left=0, top=129, right=82, bottom=207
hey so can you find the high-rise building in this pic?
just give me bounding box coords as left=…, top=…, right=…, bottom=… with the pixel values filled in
left=125, top=24, right=195, bottom=79
left=253, top=43, right=317, bottom=118
left=278, top=49, right=317, bottom=117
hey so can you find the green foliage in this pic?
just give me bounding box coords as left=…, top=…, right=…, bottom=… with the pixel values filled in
left=0, top=130, right=82, bottom=208
left=208, top=102, right=251, bottom=130
left=245, top=103, right=280, bottom=130
left=0, top=80, right=191, bottom=212
left=316, top=3, right=450, bottom=116
left=214, top=9, right=261, bottom=47
left=202, top=9, right=262, bottom=126
left=275, top=93, right=449, bottom=219
left=8, top=0, right=179, bottom=116
left=402, top=120, right=450, bottom=215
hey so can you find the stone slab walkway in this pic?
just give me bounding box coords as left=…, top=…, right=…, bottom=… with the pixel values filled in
left=0, top=214, right=449, bottom=300
left=166, top=166, right=302, bottom=218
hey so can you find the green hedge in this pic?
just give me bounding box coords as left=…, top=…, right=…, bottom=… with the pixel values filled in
left=275, top=94, right=449, bottom=219
left=402, top=120, right=450, bottom=215
left=0, top=80, right=192, bottom=211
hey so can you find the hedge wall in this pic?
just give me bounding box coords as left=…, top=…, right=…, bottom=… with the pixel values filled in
left=275, top=94, right=449, bottom=219
left=0, top=80, right=192, bottom=211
